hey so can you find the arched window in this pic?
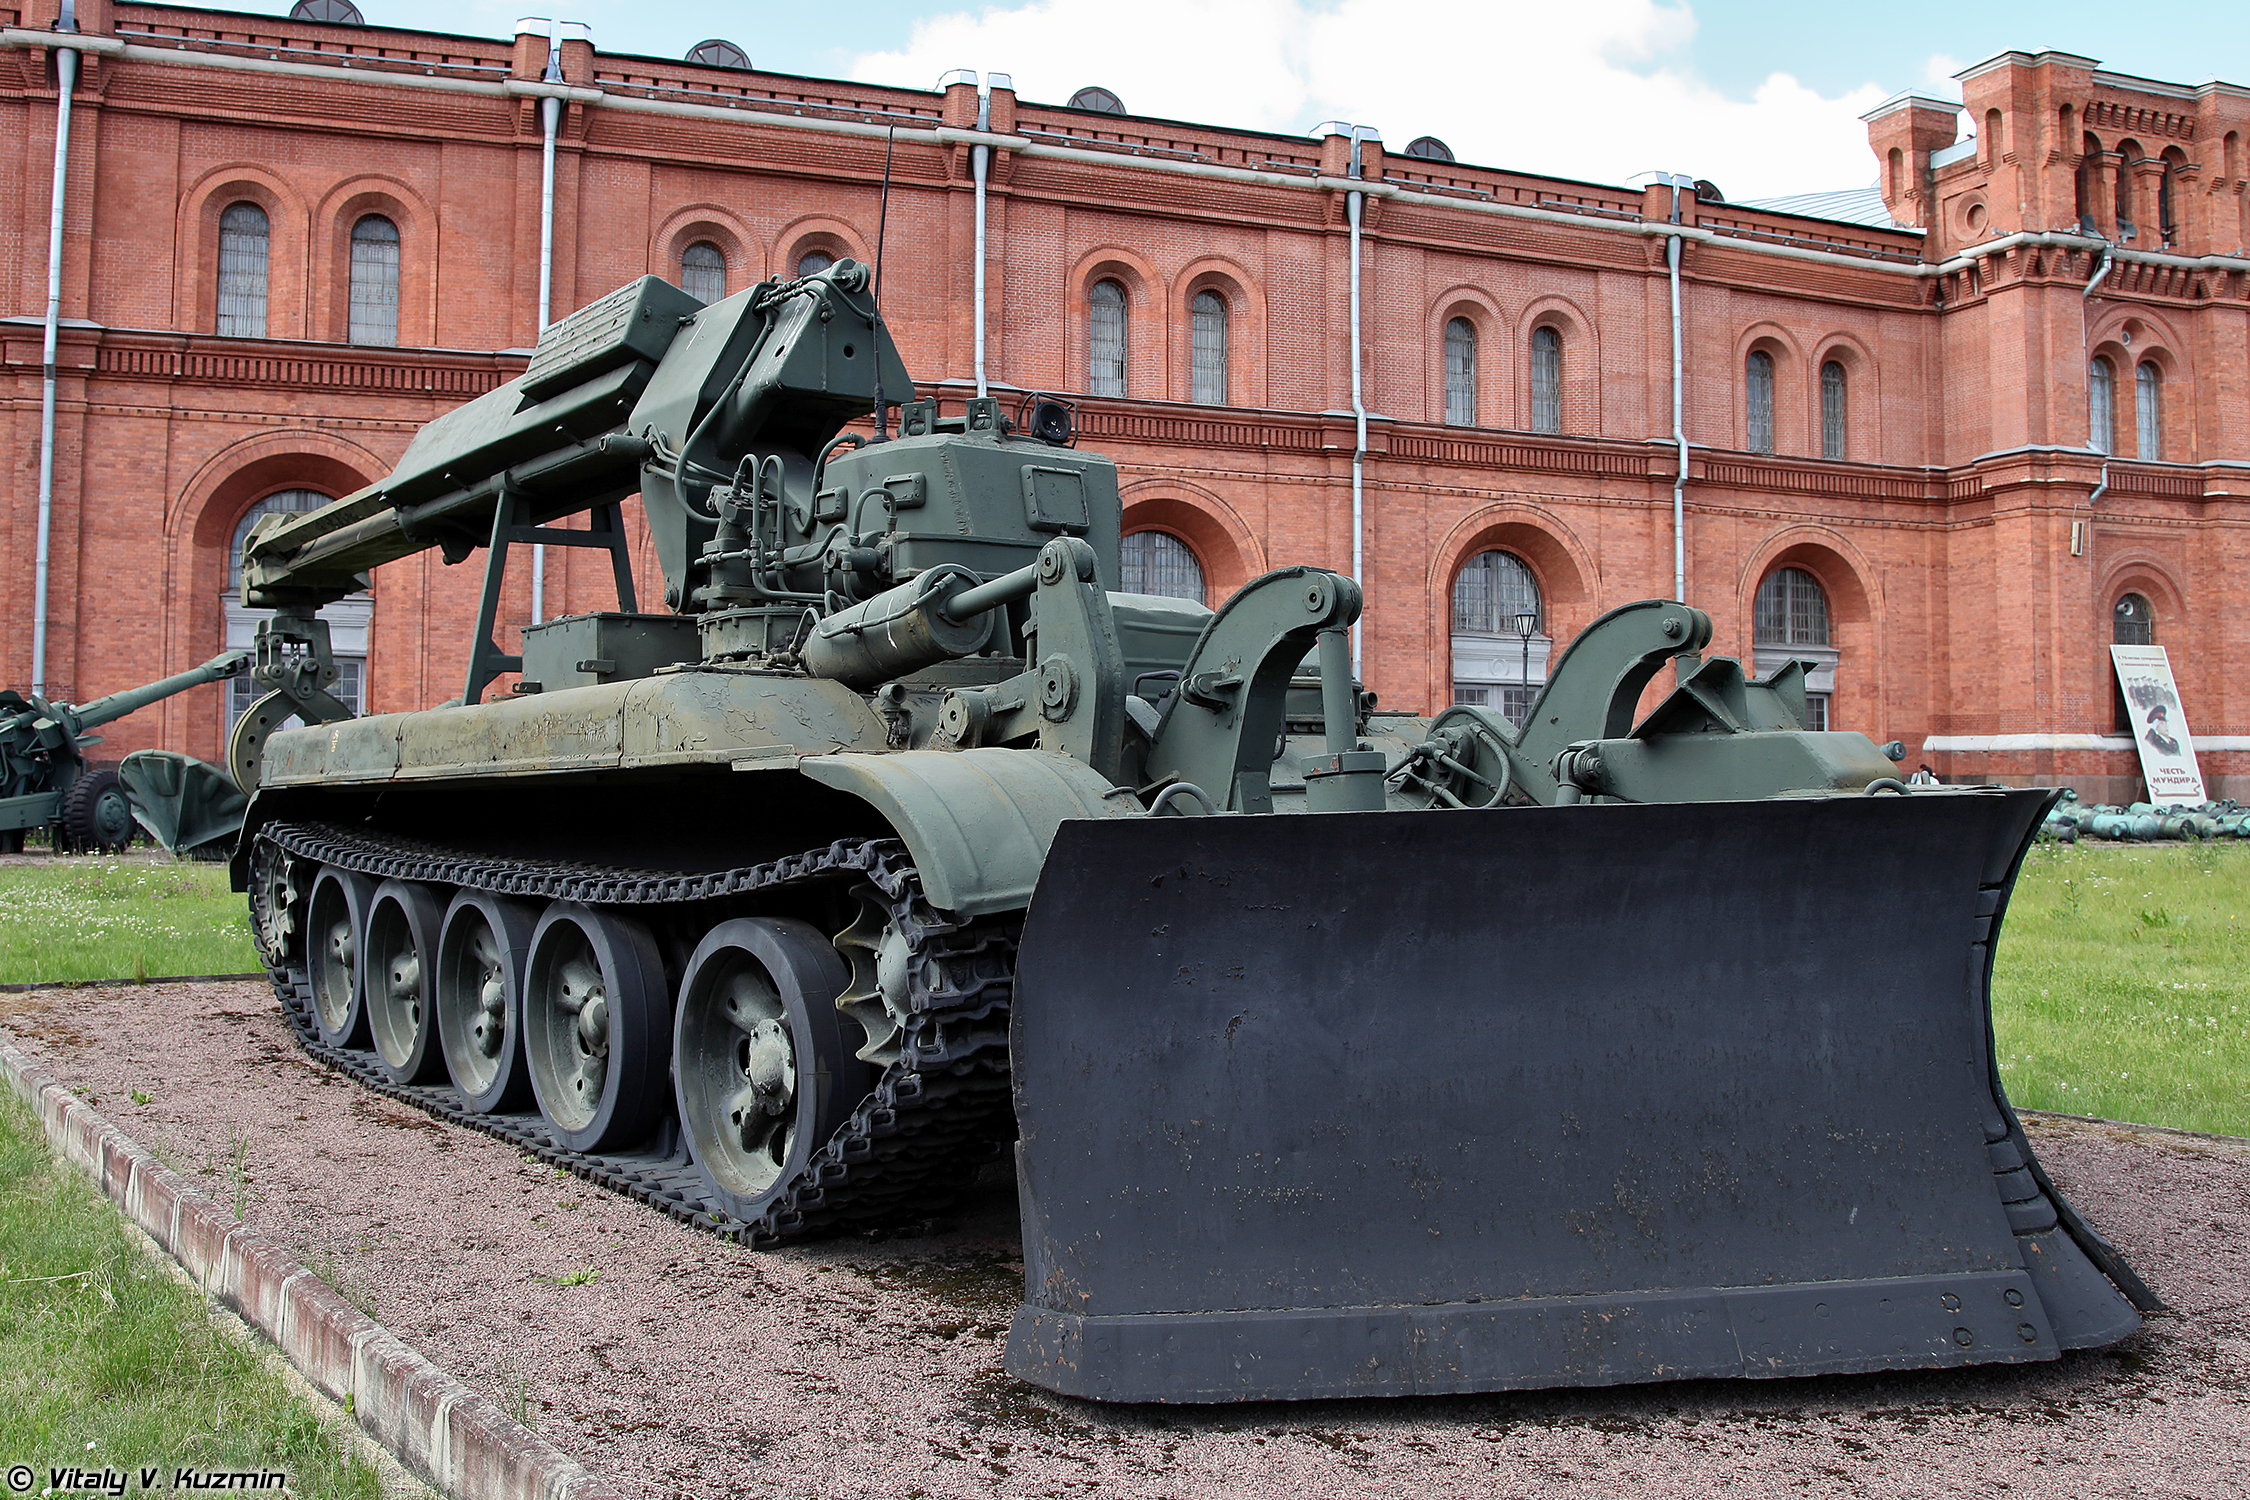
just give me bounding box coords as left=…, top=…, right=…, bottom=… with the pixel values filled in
left=796, top=250, right=835, bottom=278
left=1820, top=360, right=1847, bottom=460
left=1754, top=565, right=1833, bottom=730
left=1746, top=350, right=1776, bottom=454
left=2116, top=141, right=2142, bottom=239
left=217, top=202, right=270, bottom=338
left=1190, top=290, right=1227, bottom=405
left=1755, top=567, right=1830, bottom=647
left=226, top=489, right=367, bottom=727
left=347, top=215, right=400, bottom=347
left=2089, top=356, right=2115, bottom=454
left=1088, top=279, right=1128, bottom=398
left=1449, top=550, right=1545, bottom=725
left=680, top=241, right=726, bottom=303
left=685, top=39, right=750, bottom=69
left=1119, top=530, right=1205, bottom=603
left=1444, top=317, right=1477, bottom=427
left=2113, top=592, right=2155, bottom=645
left=2135, top=362, right=2162, bottom=460
left=2076, top=133, right=2102, bottom=233
left=2112, top=591, right=2156, bottom=731
left=1530, top=326, right=1562, bottom=434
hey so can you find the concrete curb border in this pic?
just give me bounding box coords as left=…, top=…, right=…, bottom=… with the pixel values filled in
left=0, top=1035, right=626, bottom=1500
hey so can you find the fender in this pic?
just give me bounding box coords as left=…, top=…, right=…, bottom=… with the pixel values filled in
left=800, top=748, right=1138, bottom=918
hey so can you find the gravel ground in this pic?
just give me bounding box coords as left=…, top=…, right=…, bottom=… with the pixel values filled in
left=4, top=979, right=2245, bottom=1500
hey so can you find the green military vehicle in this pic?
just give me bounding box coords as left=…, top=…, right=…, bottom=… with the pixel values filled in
left=231, top=260, right=2153, bottom=1402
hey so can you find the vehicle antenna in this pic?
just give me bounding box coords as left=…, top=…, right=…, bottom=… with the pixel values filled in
left=871, top=125, right=896, bottom=442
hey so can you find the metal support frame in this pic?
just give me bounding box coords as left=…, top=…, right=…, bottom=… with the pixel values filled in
left=464, top=487, right=639, bottom=705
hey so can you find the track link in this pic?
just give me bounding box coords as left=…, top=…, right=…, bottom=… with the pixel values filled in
left=253, top=822, right=1017, bottom=1247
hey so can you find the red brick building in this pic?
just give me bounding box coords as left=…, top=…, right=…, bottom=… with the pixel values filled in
left=6, top=4, right=2248, bottom=801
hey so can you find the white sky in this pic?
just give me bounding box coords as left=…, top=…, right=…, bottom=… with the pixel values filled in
left=847, top=0, right=1919, bottom=200
left=183, top=1, right=2250, bottom=201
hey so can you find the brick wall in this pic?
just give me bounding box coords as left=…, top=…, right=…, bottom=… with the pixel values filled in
left=3, top=12, right=2246, bottom=799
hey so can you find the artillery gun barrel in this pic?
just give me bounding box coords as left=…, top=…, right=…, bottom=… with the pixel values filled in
left=66, top=651, right=250, bottom=731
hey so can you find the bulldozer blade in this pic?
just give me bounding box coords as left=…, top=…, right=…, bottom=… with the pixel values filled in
left=1005, top=788, right=2153, bottom=1403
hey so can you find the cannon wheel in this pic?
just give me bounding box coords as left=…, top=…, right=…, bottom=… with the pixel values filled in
left=59, top=769, right=134, bottom=855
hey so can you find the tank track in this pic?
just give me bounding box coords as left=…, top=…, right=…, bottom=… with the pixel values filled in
left=251, top=821, right=1017, bottom=1247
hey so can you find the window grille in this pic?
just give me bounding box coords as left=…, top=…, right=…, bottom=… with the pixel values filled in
left=2113, top=593, right=2155, bottom=646
left=1753, top=567, right=1830, bottom=647
left=1119, top=531, right=1205, bottom=603
left=2089, top=357, right=2115, bottom=454
left=1451, top=550, right=1541, bottom=635
left=1746, top=350, right=1776, bottom=454
left=1820, top=360, right=1847, bottom=460
left=686, top=39, right=750, bottom=69
left=679, top=241, right=724, bottom=303
left=348, top=215, right=400, bottom=347
left=680, top=242, right=726, bottom=304
left=1802, top=693, right=1829, bottom=732
left=1444, top=318, right=1477, bottom=426
left=2136, top=361, right=2162, bottom=460
left=1069, top=87, right=1125, bottom=115
left=796, top=250, right=835, bottom=278
left=1088, top=279, right=1128, bottom=398
left=1530, top=326, right=1561, bottom=434
left=217, top=202, right=270, bottom=338
left=1190, top=291, right=1227, bottom=405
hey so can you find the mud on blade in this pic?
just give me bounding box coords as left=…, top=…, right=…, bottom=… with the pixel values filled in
left=1005, top=789, right=2153, bottom=1403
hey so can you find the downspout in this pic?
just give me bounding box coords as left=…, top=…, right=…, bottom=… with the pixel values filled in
left=972, top=76, right=992, bottom=397
left=1664, top=174, right=1691, bottom=604
left=32, top=3, right=81, bottom=696
left=531, top=20, right=562, bottom=626
left=1345, top=126, right=1375, bottom=679
left=2083, top=243, right=2115, bottom=510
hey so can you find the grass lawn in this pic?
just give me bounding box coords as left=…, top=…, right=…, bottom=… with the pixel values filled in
left=0, top=856, right=259, bottom=985
left=1995, top=838, right=2250, bottom=1137
left=0, top=1085, right=383, bottom=1497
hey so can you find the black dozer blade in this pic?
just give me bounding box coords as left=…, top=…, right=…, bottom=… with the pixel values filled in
left=1005, top=788, right=2160, bottom=1403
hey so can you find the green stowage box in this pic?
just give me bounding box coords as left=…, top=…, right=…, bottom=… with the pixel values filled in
left=519, top=613, right=702, bottom=692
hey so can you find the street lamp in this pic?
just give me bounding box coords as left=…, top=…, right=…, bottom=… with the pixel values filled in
left=1513, top=609, right=1539, bottom=726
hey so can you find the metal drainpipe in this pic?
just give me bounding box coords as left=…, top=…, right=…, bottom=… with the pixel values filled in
left=32, top=4, right=81, bottom=697
left=531, top=21, right=562, bottom=626
left=1665, top=175, right=1691, bottom=604
left=972, top=76, right=992, bottom=398
left=1345, top=126, right=1375, bottom=679
left=2083, top=244, right=2115, bottom=509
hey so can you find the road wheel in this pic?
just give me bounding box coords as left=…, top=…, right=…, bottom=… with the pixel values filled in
left=59, top=768, right=134, bottom=854
left=434, top=891, right=537, bottom=1113
left=363, top=879, right=448, bottom=1084
left=674, top=917, right=872, bottom=1225
left=523, top=903, right=669, bottom=1153
left=306, top=866, right=377, bottom=1049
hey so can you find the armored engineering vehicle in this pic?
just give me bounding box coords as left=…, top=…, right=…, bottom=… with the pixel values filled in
left=232, top=261, right=2154, bottom=1403
left=0, top=651, right=247, bottom=853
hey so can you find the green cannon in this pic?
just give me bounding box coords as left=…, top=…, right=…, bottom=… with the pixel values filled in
left=228, top=260, right=2152, bottom=1403
left=0, top=651, right=248, bottom=854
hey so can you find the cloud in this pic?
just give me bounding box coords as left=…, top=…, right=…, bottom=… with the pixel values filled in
left=848, top=0, right=1890, bottom=199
